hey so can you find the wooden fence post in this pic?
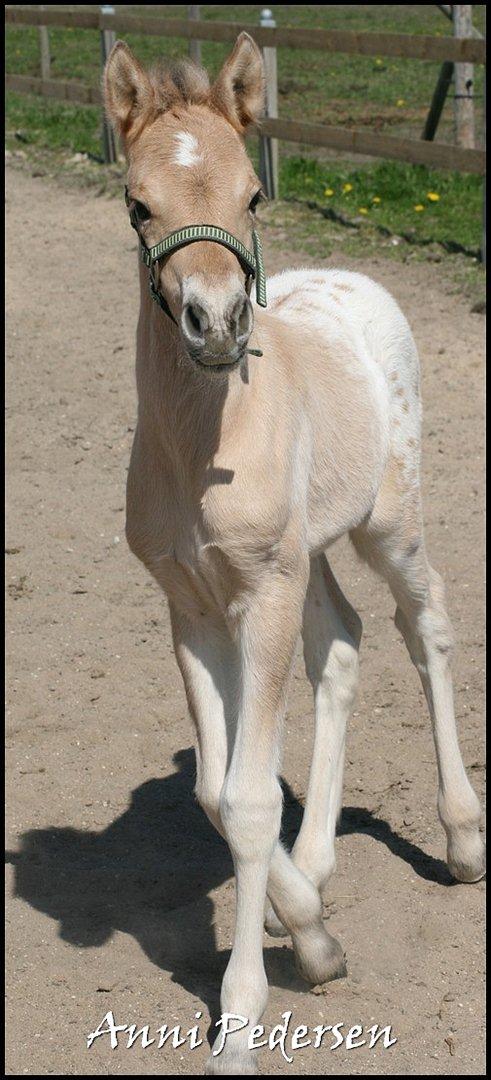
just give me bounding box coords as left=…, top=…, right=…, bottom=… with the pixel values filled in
left=258, top=8, right=279, bottom=200
left=100, top=5, right=117, bottom=164
left=453, top=5, right=475, bottom=147
left=188, top=6, right=201, bottom=66
left=437, top=4, right=483, bottom=39
left=38, top=5, right=51, bottom=80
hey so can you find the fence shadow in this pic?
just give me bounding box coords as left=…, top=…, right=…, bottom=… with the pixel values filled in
left=6, top=747, right=453, bottom=1036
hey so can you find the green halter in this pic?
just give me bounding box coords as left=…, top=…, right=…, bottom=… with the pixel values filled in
left=125, top=189, right=267, bottom=328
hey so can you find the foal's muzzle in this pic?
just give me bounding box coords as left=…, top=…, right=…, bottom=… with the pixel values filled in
left=181, top=290, right=254, bottom=369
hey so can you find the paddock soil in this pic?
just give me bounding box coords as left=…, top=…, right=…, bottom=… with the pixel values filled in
left=6, top=166, right=486, bottom=1076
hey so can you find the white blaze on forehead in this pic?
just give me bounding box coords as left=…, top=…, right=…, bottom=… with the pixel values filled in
left=173, top=131, right=201, bottom=168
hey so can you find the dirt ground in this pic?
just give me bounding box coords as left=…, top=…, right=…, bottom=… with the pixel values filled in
left=6, top=166, right=485, bottom=1076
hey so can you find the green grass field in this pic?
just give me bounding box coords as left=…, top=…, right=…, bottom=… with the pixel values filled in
left=5, top=4, right=486, bottom=259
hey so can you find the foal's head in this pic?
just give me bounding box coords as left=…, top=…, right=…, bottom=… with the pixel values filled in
left=104, top=34, right=265, bottom=372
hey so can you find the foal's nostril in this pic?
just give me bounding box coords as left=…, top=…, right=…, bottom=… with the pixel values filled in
left=232, top=295, right=253, bottom=345
left=188, top=306, right=202, bottom=333
left=182, top=301, right=207, bottom=342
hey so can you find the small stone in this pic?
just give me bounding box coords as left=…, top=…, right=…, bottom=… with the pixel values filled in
left=444, top=1034, right=456, bottom=1055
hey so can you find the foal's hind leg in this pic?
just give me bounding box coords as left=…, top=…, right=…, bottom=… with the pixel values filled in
left=296, top=555, right=362, bottom=886
left=264, top=555, right=361, bottom=937
left=351, top=495, right=485, bottom=883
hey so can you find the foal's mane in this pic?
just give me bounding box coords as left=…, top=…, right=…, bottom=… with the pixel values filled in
left=148, top=57, right=210, bottom=113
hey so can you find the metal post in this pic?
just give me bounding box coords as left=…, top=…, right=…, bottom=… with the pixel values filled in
left=100, top=4, right=117, bottom=164
left=453, top=5, right=475, bottom=148
left=258, top=8, right=278, bottom=200
left=188, top=6, right=201, bottom=66
left=38, top=5, right=51, bottom=81
left=422, top=61, right=454, bottom=141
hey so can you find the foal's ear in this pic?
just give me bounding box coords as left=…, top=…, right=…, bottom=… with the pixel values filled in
left=104, top=40, right=154, bottom=136
left=210, top=32, right=265, bottom=132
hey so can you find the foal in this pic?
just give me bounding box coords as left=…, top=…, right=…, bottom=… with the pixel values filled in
left=104, top=34, right=484, bottom=1074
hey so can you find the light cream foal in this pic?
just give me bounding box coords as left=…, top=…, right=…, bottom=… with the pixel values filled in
left=104, top=34, right=485, bottom=1075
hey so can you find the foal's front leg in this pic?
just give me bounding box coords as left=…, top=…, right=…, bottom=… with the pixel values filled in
left=207, top=563, right=307, bottom=1075
left=171, top=599, right=345, bottom=1041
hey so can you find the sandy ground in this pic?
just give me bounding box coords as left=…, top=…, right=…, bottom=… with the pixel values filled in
left=6, top=166, right=485, bottom=1076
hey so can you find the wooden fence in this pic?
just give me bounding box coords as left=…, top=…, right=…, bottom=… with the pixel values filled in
left=4, top=6, right=487, bottom=62
left=5, top=7, right=486, bottom=167
left=5, top=5, right=487, bottom=255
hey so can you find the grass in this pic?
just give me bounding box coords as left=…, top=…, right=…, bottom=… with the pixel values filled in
left=5, top=5, right=486, bottom=270
left=280, top=158, right=483, bottom=254
left=6, top=92, right=102, bottom=157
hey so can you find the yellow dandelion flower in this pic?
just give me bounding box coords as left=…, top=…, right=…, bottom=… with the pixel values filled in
left=324, top=188, right=334, bottom=197
left=359, top=207, right=369, bottom=215
left=414, top=204, right=425, bottom=212
left=396, top=98, right=405, bottom=107
left=342, top=183, right=353, bottom=193
left=427, top=191, right=440, bottom=202
left=372, top=196, right=381, bottom=203
left=375, top=58, right=383, bottom=66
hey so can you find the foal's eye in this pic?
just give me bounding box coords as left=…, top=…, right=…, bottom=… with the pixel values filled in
left=134, top=201, right=151, bottom=223
left=248, top=190, right=263, bottom=214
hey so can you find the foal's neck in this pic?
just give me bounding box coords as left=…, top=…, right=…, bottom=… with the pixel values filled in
left=137, top=282, right=245, bottom=481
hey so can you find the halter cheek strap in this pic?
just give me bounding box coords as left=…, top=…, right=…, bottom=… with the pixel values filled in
left=125, top=188, right=267, bottom=327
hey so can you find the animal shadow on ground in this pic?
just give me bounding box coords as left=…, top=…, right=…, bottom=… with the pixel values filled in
left=6, top=747, right=453, bottom=1039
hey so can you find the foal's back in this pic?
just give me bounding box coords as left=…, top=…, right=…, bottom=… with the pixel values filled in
left=266, top=267, right=421, bottom=429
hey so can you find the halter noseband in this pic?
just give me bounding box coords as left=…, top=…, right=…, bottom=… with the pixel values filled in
left=125, top=187, right=267, bottom=330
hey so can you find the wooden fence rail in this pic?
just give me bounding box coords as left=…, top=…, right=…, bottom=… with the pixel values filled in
left=260, top=116, right=485, bottom=174
left=6, top=71, right=101, bottom=106
left=5, top=7, right=486, bottom=64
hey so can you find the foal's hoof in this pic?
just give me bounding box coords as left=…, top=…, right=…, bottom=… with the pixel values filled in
left=205, top=1050, right=259, bottom=1075
left=264, top=902, right=289, bottom=938
left=447, top=830, right=486, bottom=883
left=292, top=926, right=347, bottom=986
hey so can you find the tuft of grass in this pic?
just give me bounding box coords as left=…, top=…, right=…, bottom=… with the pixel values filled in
left=6, top=92, right=102, bottom=157
left=280, top=157, right=483, bottom=254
